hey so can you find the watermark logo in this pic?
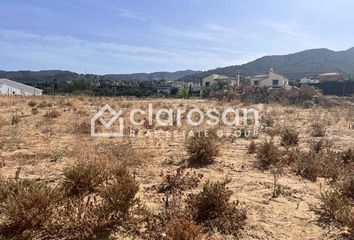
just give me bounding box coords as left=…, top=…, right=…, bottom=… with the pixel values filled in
left=91, top=104, right=124, bottom=137
left=91, top=103, right=261, bottom=138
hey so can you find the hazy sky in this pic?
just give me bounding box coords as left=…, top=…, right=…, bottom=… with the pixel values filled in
left=1, top=0, right=354, bottom=74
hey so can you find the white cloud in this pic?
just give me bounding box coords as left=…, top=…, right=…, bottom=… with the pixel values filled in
left=0, top=28, right=256, bottom=73
left=263, top=21, right=330, bottom=49
left=116, top=8, right=146, bottom=21
left=154, top=24, right=221, bottom=42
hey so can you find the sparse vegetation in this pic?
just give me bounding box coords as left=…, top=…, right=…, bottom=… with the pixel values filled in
left=62, top=160, right=108, bottom=195
left=31, top=107, right=39, bottom=115
left=309, top=138, right=332, bottom=153
left=310, top=122, right=326, bottom=137
left=38, top=101, right=53, bottom=108
left=73, top=121, right=91, bottom=134
left=340, top=148, right=354, bottom=165
left=0, top=179, right=62, bottom=232
left=44, top=196, right=107, bottom=240
left=256, top=140, right=282, bottom=170
left=0, top=95, right=353, bottom=239
left=318, top=175, right=354, bottom=237
left=28, top=100, right=37, bottom=107
left=166, top=217, right=203, bottom=240
left=247, top=140, right=257, bottom=154
left=293, top=150, right=342, bottom=182
left=186, top=131, right=220, bottom=166
left=43, top=109, right=61, bottom=118
left=156, top=168, right=203, bottom=193
left=100, top=164, right=140, bottom=217
left=281, top=128, right=299, bottom=147
left=11, top=114, right=20, bottom=125
left=186, top=180, right=247, bottom=237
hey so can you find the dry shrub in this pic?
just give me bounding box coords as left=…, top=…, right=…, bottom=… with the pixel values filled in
left=0, top=179, right=62, bottom=232
left=98, top=141, right=142, bottom=166
left=256, top=140, right=282, bottom=170
left=247, top=140, right=257, bottom=154
left=309, top=138, right=332, bottom=153
left=311, top=122, right=326, bottom=137
left=166, top=217, right=203, bottom=240
left=27, top=100, right=37, bottom=107
left=31, top=107, right=39, bottom=115
left=283, top=148, right=302, bottom=166
left=0, top=116, right=7, bottom=129
left=348, top=216, right=354, bottom=237
left=293, top=150, right=342, bottom=182
left=316, top=150, right=343, bottom=181
left=293, top=151, right=319, bottom=181
left=11, top=114, right=20, bottom=125
left=156, top=168, right=203, bottom=194
left=38, top=101, right=53, bottom=108
left=100, top=164, right=139, bottom=217
left=280, top=129, right=299, bottom=147
left=340, top=148, right=354, bottom=165
left=62, top=160, right=108, bottom=196
left=186, top=131, right=220, bottom=166
left=262, top=113, right=275, bottom=127
left=143, top=203, right=185, bottom=239
left=0, top=166, right=141, bottom=239
left=318, top=176, right=354, bottom=237
left=186, top=180, right=247, bottom=237
left=77, top=109, right=89, bottom=116
left=49, top=164, right=139, bottom=239
left=318, top=190, right=352, bottom=224
left=43, top=109, right=61, bottom=118
left=58, top=99, right=73, bottom=107
left=44, top=196, right=107, bottom=240
left=50, top=148, right=67, bottom=162
left=339, top=176, right=354, bottom=201
left=73, top=121, right=91, bottom=134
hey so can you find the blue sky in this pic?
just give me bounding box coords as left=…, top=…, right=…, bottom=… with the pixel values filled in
left=0, top=0, right=354, bottom=74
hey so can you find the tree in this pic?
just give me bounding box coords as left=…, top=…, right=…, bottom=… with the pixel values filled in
left=178, top=87, right=189, bottom=98
left=170, top=87, right=179, bottom=96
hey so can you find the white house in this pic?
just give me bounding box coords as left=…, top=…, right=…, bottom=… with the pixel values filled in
left=201, top=74, right=233, bottom=87
left=319, top=72, right=344, bottom=82
left=300, top=78, right=320, bottom=84
left=0, top=78, right=43, bottom=96
left=250, top=69, right=289, bottom=88
left=156, top=85, right=172, bottom=94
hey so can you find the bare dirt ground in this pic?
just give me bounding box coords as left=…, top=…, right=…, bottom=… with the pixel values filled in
left=0, top=95, right=353, bottom=239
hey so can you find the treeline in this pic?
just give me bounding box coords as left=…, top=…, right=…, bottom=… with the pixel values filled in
left=33, top=79, right=160, bottom=97
left=0, top=70, right=182, bottom=97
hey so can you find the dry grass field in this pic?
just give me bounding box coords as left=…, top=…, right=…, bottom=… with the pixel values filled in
left=0, top=95, right=353, bottom=240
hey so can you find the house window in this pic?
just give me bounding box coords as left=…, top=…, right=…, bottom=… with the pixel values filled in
left=205, top=82, right=210, bottom=87
left=272, top=80, right=279, bottom=86
left=254, top=80, right=259, bottom=86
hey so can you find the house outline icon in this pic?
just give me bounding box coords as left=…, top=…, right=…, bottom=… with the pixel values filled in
left=91, top=104, right=124, bottom=137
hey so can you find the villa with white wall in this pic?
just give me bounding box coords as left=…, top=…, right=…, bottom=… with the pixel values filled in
left=250, top=69, right=289, bottom=88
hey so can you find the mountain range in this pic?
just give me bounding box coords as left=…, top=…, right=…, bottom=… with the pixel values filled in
left=1, top=47, right=354, bottom=83
left=205, top=47, right=354, bottom=79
